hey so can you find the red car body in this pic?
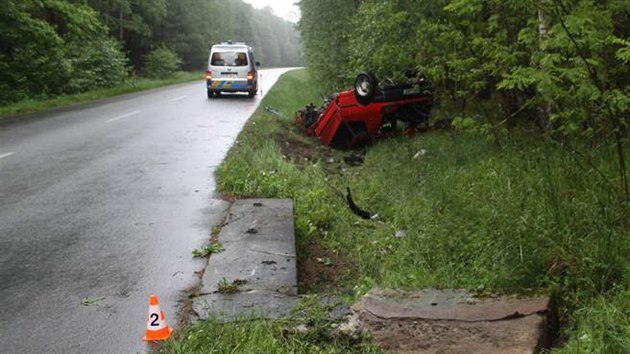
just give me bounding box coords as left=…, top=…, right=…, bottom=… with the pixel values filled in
left=307, top=90, right=433, bottom=147
left=296, top=75, right=433, bottom=148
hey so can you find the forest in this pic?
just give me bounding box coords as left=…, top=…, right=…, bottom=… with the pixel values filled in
left=300, top=0, right=629, bottom=197
left=0, top=0, right=301, bottom=105
left=296, top=1, right=630, bottom=350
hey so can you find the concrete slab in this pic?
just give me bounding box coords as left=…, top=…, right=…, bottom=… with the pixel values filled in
left=346, top=288, right=556, bottom=354
left=193, top=199, right=298, bottom=320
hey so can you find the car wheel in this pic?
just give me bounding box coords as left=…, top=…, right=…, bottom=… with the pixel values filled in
left=354, top=72, right=377, bottom=105
left=248, top=90, right=256, bottom=98
left=207, top=90, right=214, bottom=99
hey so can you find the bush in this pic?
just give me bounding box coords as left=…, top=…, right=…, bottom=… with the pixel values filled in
left=66, top=38, right=129, bottom=93
left=0, top=0, right=126, bottom=104
left=143, top=47, right=182, bottom=79
left=0, top=42, right=71, bottom=103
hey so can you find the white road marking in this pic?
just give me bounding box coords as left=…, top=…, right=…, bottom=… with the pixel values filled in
left=171, top=95, right=187, bottom=102
left=105, top=110, right=140, bottom=123
left=0, top=152, right=15, bottom=159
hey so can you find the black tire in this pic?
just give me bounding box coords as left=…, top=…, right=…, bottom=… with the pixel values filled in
left=354, top=72, right=377, bottom=105
left=207, top=90, right=214, bottom=99
left=248, top=90, right=256, bottom=98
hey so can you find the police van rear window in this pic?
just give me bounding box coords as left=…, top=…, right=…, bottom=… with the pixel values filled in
left=211, top=52, right=248, bottom=67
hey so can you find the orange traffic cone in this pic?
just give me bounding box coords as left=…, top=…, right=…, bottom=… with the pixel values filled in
left=142, top=295, right=173, bottom=341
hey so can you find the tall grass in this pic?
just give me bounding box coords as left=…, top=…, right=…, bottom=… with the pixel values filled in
left=343, top=134, right=629, bottom=295
left=554, top=290, right=630, bottom=353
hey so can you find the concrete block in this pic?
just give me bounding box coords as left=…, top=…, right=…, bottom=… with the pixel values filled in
left=348, top=288, right=556, bottom=354
left=193, top=199, right=297, bottom=321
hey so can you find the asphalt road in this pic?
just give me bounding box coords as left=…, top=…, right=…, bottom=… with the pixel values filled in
left=0, top=68, right=294, bottom=354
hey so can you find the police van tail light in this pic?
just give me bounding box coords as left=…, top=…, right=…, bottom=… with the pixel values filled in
left=247, top=72, right=254, bottom=81
left=205, top=71, right=212, bottom=80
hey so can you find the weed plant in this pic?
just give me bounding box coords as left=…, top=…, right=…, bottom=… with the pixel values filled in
left=192, top=242, right=224, bottom=258
left=216, top=278, right=240, bottom=294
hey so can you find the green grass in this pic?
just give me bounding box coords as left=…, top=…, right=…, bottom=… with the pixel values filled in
left=192, top=242, right=225, bottom=258
left=163, top=296, right=382, bottom=354
left=0, top=71, right=201, bottom=118
left=169, top=69, right=630, bottom=352
left=216, top=277, right=241, bottom=294
left=554, top=290, right=630, bottom=353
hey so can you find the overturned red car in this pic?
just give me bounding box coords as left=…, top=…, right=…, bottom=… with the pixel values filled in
left=295, top=72, right=434, bottom=148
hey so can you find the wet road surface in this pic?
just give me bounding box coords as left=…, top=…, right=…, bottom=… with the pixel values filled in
left=0, top=68, right=294, bottom=353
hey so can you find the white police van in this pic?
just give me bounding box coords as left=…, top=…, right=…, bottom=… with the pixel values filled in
left=206, top=41, right=259, bottom=98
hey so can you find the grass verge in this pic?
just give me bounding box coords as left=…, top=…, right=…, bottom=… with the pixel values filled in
left=163, top=296, right=381, bottom=354
left=168, top=69, right=630, bottom=353
left=0, top=71, right=201, bottom=118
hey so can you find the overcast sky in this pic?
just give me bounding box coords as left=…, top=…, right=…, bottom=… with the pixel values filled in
left=241, top=0, right=300, bottom=23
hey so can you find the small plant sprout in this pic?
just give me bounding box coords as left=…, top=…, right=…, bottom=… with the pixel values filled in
left=217, top=277, right=240, bottom=294
left=192, top=241, right=225, bottom=258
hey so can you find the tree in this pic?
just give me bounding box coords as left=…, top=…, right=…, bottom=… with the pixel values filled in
left=299, top=0, right=629, bottom=197
left=87, top=0, right=167, bottom=68
left=0, top=0, right=127, bottom=103
left=299, top=0, right=360, bottom=90
left=0, top=0, right=302, bottom=103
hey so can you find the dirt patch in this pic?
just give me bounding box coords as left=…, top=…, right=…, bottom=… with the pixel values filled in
left=356, top=314, right=548, bottom=354
left=274, top=131, right=319, bottom=164
left=298, top=242, right=354, bottom=293
left=344, top=289, right=556, bottom=354
left=273, top=130, right=366, bottom=174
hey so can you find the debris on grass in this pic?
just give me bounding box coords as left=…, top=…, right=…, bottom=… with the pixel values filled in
left=264, top=106, right=285, bottom=118
left=413, top=149, right=428, bottom=159
left=346, top=187, right=372, bottom=220
left=316, top=257, right=333, bottom=266
left=343, top=154, right=364, bottom=166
